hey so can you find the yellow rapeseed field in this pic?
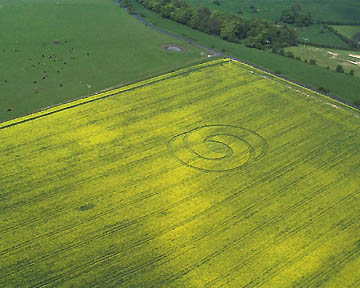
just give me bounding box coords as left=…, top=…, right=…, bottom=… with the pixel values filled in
left=1, top=59, right=360, bottom=287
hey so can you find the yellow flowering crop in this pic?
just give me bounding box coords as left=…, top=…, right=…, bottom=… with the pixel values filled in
left=0, top=59, right=360, bottom=287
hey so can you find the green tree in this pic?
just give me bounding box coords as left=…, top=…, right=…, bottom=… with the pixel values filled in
left=149, top=1, right=162, bottom=13
left=207, top=11, right=226, bottom=35
left=277, top=25, right=297, bottom=46
left=213, top=0, right=220, bottom=6
left=286, top=51, right=295, bottom=58
left=220, top=20, right=241, bottom=42
left=160, top=3, right=176, bottom=18
left=188, top=6, right=211, bottom=31
left=280, top=4, right=312, bottom=27
left=336, top=65, right=345, bottom=73
left=171, top=7, right=193, bottom=24
left=138, top=0, right=298, bottom=51
left=172, top=0, right=188, bottom=8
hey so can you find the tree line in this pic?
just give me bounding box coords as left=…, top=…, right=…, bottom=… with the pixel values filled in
left=279, top=4, right=313, bottom=27
left=133, top=0, right=297, bottom=50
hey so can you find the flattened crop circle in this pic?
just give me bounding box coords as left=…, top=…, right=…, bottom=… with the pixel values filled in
left=168, top=125, right=268, bottom=172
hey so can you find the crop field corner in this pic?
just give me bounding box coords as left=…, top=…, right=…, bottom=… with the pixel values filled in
left=1, top=57, right=360, bottom=287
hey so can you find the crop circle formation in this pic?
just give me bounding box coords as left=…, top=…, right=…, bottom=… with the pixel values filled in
left=168, top=125, right=268, bottom=172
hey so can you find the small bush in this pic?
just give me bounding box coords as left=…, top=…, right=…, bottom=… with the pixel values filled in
left=286, top=51, right=295, bottom=58
left=336, top=65, right=344, bottom=73
left=349, top=69, right=355, bottom=76
left=309, top=59, right=316, bottom=65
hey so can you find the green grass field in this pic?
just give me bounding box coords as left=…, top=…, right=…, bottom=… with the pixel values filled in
left=332, top=25, right=360, bottom=39
left=285, top=46, right=360, bottom=76
left=134, top=2, right=360, bottom=105
left=296, top=25, right=349, bottom=49
left=1, top=59, right=360, bottom=287
left=0, top=0, right=206, bottom=122
left=186, top=0, right=360, bottom=23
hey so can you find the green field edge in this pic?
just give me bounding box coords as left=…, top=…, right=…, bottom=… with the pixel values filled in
left=231, top=60, right=360, bottom=114
left=0, top=57, right=223, bottom=130
left=125, top=7, right=360, bottom=111
left=2, top=57, right=359, bottom=132
left=0, top=56, right=220, bottom=129
left=128, top=3, right=360, bottom=105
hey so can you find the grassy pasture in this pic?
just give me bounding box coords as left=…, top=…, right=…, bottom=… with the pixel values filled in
left=186, top=0, right=360, bottom=23
left=0, top=0, right=206, bottom=122
left=296, top=25, right=349, bottom=48
left=1, top=59, right=360, bottom=287
left=332, top=25, right=360, bottom=39
left=285, top=46, right=360, bottom=76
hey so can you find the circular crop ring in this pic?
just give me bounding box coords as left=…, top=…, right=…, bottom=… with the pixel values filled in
left=168, top=125, right=268, bottom=172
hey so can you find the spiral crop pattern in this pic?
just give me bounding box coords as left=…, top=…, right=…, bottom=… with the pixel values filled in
left=168, top=125, right=268, bottom=172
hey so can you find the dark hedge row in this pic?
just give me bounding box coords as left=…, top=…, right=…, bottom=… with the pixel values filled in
left=133, top=0, right=297, bottom=50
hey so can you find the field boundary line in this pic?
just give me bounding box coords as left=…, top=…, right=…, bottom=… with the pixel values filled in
left=125, top=9, right=360, bottom=113
left=0, top=58, right=229, bottom=130
left=227, top=59, right=360, bottom=113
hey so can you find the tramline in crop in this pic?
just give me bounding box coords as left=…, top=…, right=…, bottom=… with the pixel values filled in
left=0, top=59, right=359, bottom=287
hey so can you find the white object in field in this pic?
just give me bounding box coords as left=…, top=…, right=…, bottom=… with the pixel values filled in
left=166, top=46, right=182, bottom=52
left=349, top=61, right=360, bottom=66
left=327, top=51, right=338, bottom=57
left=349, top=54, right=360, bottom=59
